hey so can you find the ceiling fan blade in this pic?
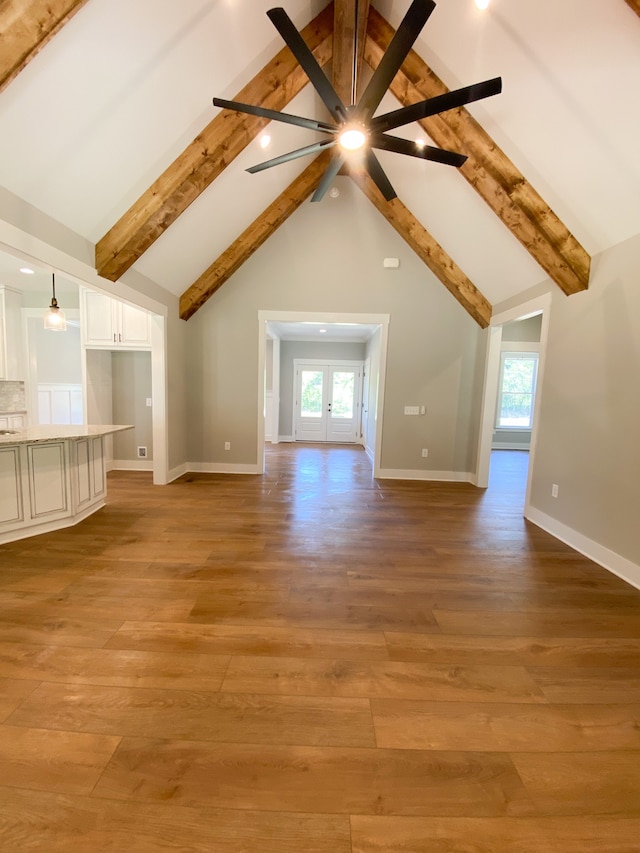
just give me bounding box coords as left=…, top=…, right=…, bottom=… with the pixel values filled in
left=213, top=98, right=338, bottom=134
left=267, top=7, right=347, bottom=122
left=311, top=153, right=346, bottom=202
left=371, top=133, right=467, bottom=167
left=371, top=77, right=502, bottom=134
left=357, top=0, right=436, bottom=120
left=365, top=150, right=397, bottom=201
left=247, top=138, right=336, bottom=174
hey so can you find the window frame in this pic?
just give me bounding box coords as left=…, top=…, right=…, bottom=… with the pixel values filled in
left=495, top=348, right=540, bottom=431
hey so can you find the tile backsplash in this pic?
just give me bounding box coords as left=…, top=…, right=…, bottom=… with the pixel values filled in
left=0, top=380, right=26, bottom=413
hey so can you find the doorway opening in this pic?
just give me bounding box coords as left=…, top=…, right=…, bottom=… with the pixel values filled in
left=257, top=310, right=390, bottom=477
left=476, top=293, right=551, bottom=514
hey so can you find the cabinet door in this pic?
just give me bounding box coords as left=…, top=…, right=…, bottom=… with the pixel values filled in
left=118, top=302, right=151, bottom=348
left=82, top=290, right=117, bottom=347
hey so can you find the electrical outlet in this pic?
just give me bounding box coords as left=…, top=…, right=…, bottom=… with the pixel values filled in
left=137, top=446, right=147, bottom=458
left=146, top=398, right=152, bottom=407
left=224, top=441, right=231, bottom=451
left=551, top=483, right=559, bottom=498
left=421, top=448, right=429, bottom=458
left=404, top=406, right=420, bottom=416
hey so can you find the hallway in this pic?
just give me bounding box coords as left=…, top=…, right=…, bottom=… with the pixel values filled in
left=1, top=445, right=639, bottom=851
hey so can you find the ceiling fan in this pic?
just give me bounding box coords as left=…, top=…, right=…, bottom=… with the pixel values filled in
left=213, top=0, right=501, bottom=202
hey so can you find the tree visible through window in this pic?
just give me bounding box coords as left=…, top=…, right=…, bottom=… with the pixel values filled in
left=496, top=353, right=538, bottom=428
left=331, top=372, right=355, bottom=418
left=300, top=370, right=323, bottom=418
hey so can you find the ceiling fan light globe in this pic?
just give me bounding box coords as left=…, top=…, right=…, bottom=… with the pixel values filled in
left=339, top=128, right=367, bottom=151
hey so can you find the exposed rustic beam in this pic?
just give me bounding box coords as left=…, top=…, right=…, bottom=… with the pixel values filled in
left=351, top=169, right=492, bottom=328
left=332, top=0, right=370, bottom=105
left=365, top=6, right=591, bottom=297
left=96, top=4, right=334, bottom=283
left=179, top=152, right=333, bottom=321
left=625, top=0, right=640, bottom=16
left=0, top=0, right=89, bottom=94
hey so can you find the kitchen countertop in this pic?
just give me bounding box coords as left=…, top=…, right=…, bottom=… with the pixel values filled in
left=0, top=424, right=134, bottom=445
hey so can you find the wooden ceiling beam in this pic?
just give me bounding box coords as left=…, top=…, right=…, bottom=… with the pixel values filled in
left=625, top=0, right=640, bottom=17
left=351, top=171, right=492, bottom=328
left=96, top=4, right=334, bottom=283
left=179, top=152, right=333, bottom=321
left=365, top=6, right=591, bottom=297
left=332, top=0, right=370, bottom=105
left=0, top=0, right=89, bottom=94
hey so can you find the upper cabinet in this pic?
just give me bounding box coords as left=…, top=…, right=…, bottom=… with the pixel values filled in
left=80, top=288, right=151, bottom=350
left=0, top=286, right=24, bottom=380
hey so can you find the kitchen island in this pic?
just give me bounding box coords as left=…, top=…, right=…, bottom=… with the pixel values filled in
left=0, top=424, right=133, bottom=544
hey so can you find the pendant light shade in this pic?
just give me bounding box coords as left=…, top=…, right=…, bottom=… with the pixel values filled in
left=44, top=273, right=67, bottom=331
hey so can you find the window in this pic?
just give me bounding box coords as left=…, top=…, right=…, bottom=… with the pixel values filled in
left=496, top=352, right=539, bottom=429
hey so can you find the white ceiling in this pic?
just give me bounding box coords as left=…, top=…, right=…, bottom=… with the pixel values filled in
left=0, top=248, right=79, bottom=297
left=1, top=0, right=639, bottom=310
left=267, top=320, right=380, bottom=342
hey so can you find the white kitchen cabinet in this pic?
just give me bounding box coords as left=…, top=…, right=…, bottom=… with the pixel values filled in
left=80, top=288, right=151, bottom=349
left=0, top=414, right=25, bottom=430
left=0, top=426, right=130, bottom=543
left=0, top=286, right=24, bottom=379
left=70, top=435, right=106, bottom=513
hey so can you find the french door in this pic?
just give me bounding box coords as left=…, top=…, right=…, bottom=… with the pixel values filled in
left=294, top=361, right=362, bottom=443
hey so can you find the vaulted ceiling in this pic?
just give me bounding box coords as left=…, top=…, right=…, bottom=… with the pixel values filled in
left=2, top=0, right=640, bottom=327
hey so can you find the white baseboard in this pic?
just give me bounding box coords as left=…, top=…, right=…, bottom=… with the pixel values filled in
left=166, top=462, right=189, bottom=483
left=0, top=500, right=105, bottom=545
left=278, top=435, right=294, bottom=443
left=492, top=442, right=530, bottom=450
left=376, top=468, right=474, bottom=483
left=188, top=461, right=262, bottom=475
left=525, top=505, right=640, bottom=591
left=111, top=459, right=153, bottom=471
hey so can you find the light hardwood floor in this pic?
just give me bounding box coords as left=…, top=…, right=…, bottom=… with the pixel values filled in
left=1, top=446, right=639, bottom=852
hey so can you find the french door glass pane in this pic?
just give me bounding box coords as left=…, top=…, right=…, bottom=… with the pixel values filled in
left=332, top=372, right=355, bottom=418
left=301, top=370, right=323, bottom=417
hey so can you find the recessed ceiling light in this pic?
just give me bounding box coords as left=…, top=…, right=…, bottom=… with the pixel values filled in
left=475, top=0, right=490, bottom=9
left=339, top=126, right=367, bottom=151
left=415, top=138, right=426, bottom=149
left=20, top=267, right=35, bottom=274
left=260, top=134, right=271, bottom=149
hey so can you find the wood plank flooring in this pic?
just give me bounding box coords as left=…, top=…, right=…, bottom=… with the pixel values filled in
left=1, top=445, right=640, bottom=851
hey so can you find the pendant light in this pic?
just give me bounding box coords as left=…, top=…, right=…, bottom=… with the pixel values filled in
left=44, top=272, right=67, bottom=331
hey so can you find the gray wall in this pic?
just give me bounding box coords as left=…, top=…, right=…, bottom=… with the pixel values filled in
left=112, top=350, right=153, bottom=461
left=522, top=231, right=640, bottom=567
left=185, top=179, right=483, bottom=474
left=502, top=315, right=542, bottom=342
left=278, top=339, right=366, bottom=438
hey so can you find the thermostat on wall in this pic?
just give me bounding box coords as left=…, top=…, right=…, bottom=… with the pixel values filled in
left=383, top=257, right=400, bottom=269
